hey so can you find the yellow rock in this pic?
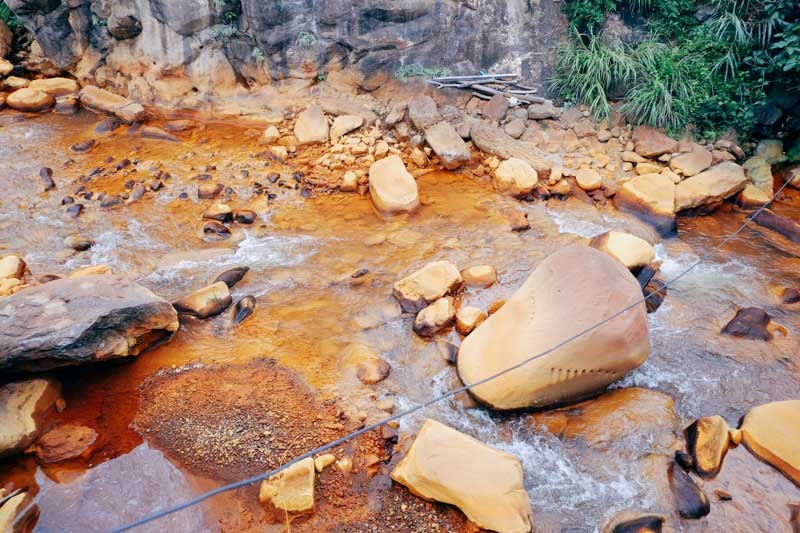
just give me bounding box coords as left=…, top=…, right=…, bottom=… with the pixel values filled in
left=259, top=456, right=315, bottom=513
left=392, top=261, right=462, bottom=313
left=368, top=155, right=420, bottom=214
left=589, top=231, right=655, bottom=270
left=685, top=415, right=730, bottom=477
left=456, top=306, right=487, bottom=335
left=391, top=419, right=533, bottom=533
left=0, top=492, right=29, bottom=532
left=741, top=400, right=800, bottom=486
left=0, top=255, right=25, bottom=280
left=314, top=454, right=336, bottom=472
left=457, top=246, right=649, bottom=410
left=494, top=158, right=539, bottom=196
left=173, top=281, right=232, bottom=319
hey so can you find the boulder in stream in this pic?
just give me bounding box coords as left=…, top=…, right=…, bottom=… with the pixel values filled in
left=614, top=173, right=676, bottom=236
left=28, top=78, right=80, bottom=97
left=6, top=88, right=54, bottom=112
left=173, top=281, right=232, bottom=319
left=589, top=231, right=655, bottom=271
left=674, top=162, right=747, bottom=212
left=0, top=275, right=179, bottom=372
left=721, top=307, right=786, bottom=341
left=685, top=415, right=731, bottom=478
left=391, top=419, right=533, bottom=533
left=259, top=456, right=315, bottom=515
left=457, top=245, right=649, bottom=410
left=494, top=158, right=538, bottom=196
left=393, top=261, right=462, bottom=313
left=669, top=463, right=710, bottom=519
left=740, top=400, right=800, bottom=486
left=413, top=297, right=456, bottom=337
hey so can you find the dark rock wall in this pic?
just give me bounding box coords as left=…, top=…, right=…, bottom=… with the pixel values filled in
left=6, top=0, right=566, bottom=106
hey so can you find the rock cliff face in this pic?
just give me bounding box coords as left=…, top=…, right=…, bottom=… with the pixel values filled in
left=6, top=0, right=565, bottom=107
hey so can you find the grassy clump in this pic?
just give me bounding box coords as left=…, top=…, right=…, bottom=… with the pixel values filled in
left=395, top=63, right=451, bottom=82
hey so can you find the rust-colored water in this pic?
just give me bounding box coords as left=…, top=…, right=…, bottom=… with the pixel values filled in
left=0, top=110, right=798, bottom=531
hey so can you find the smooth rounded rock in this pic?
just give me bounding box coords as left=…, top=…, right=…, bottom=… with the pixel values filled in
left=413, top=297, right=456, bottom=337
left=173, top=281, right=232, bottom=319
left=6, top=88, right=53, bottom=112
left=741, top=400, right=800, bottom=486
left=457, top=246, right=649, bottom=410
left=494, top=158, right=538, bottom=196
left=589, top=231, right=655, bottom=270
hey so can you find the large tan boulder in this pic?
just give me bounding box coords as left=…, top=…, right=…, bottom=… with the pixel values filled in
left=28, top=77, right=80, bottom=97
left=393, top=261, right=462, bottom=313
left=294, top=104, right=329, bottom=144
left=79, top=85, right=145, bottom=123
left=674, top=162, right=747, bottom=212
left=368, top=155, right=420, bottom=214
left=391, top=419, right=533, bottom=533
left=457, top=246, right=649, bottom=409
left=589, top=231, right=655, bottom=270
left=425, top=121, right=470, bottom=169
left=575, top=168, right=603, bottom=191
left=670, top=150, right=712, bottom=177
left=6, top=87, right=53, bottom=112
left=0, top=275, right=179, bottom=372
left=741, top=400, right=800, bottom=485
left=259, top=456, right=315, bottom=514
left=494, top=158, right=538, bottom=196
left=633, top=126, right=678, bottom=158
left=0, top=378, right=62, bottom=457
left=614, top=173, right=676, bottom=235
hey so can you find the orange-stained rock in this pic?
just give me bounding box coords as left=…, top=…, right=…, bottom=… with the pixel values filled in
left=393, top=260, right=462, bottom=313
left=741, top=400, right=800, bottom=486
left=368, top=155, right=420, bottom=215
left=457, top=246, right=649, bottom=410
left=28, top=77, right=80, bottom=96
left=614, top=173, right=676, bottom=235
left=414, top=297, right=456, bottom=337
left=391, top=419, right=533, bottom=533
left=26, top=423, right=98, bottom=462
left=0, top=378, right=62, bottom=457
left=685, top=415, right=731, bottom=477
left=461, top=264, right=497, bottom=287
left=633, top=126, right=678, bottom=158
left=173, top=281, right=232, bottom=319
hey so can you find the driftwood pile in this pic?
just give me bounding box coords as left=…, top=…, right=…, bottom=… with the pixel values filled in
left=426, top=73, right=546, bottom=105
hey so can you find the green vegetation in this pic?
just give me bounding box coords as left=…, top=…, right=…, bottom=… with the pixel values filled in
left=297, top=31, right=317, bottom=48
left=0, top=1, right=22, bottom=29
left=395, top=63, right=451, bottom=82
left=91, top=14, right=108, bottom=27
left=556, top=0, right=799, bottom=138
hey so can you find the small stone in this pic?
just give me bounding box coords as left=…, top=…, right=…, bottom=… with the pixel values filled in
left=1, top=378, right=62, bottom=457
left=456, top=306, right=487, bottom=335
left=636, top=162, right=662, bottom=175
left=6, top=87, right=53, bottom=112
left=461, top=265, right=497, bottom=288
left=368, top=155, right=420, bottom=214
left=393, top=261, right=462, bottom=313
left=173, top=282, right=232, bottom=319
left=482, top=94, right=509, bottom=122
left=259, top=456, right=315, bottom=514
left=413, top=297, right=456, bottom=337
left=669, top=463, right=711, bottom=519
left=436, top=340, right=459, bottom=364
left=202, top=203, right=233, bottom=222
left=70, top=139, right=96, bottom=153
left=64, top=235, right=94, bottom=252
left=589, top=231, right=655, bottom=270
left=575, top=168, right=602, bottom=191
left=261, top=126, right=280, bottom=144
left=234, top=210, right=256, bottom=224
left=214, top=266, right=249, bottom=288
left=408, top=96, right=441, bottom=130
left=341, top=171, right=358, bottom=192
left=25, top=423, right=98, bottom=462
left=504, top=119, right=526, bottom=139
left=0, top=255, right=26, bottom=280
left=330, top=115, right=363, bottom=140
left=294, top=105, right=329, bottom=145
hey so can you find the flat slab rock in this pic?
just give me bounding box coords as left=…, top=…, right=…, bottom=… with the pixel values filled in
left=0, top=274, right=179, bottom=372
left=674, top=162, right=747, bottom=212
left=391, top=419, right=533, bottom=533
left=79, top=85, right=145, bottom=124
left=470, top=120, right=551, bottom=173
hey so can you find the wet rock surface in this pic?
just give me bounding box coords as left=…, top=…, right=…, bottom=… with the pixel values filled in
left=0, top=275, right=179, bottom=372
left=0, top=378, right=61, bottom=457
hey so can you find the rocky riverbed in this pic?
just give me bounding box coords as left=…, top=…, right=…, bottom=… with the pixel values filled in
left=0, top=74, right=799, bottom=532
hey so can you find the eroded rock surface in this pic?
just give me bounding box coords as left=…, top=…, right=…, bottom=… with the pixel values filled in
left=0, top=275, right=178, bottom=372
left=0, top=378, right=61, bottom=457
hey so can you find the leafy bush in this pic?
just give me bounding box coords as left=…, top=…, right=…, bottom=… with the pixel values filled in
left=562, top=0, right=620, bottom=32
left=395, top=63, right=451, bottom=82
left=297, top=31, right=317, bottom=48
left=0, top=1, right=22, bottom=29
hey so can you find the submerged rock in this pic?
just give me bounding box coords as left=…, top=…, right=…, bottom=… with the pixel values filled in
left=494, top=158, right=538, bottom=196
left=753, top=209, right=800, bottom=243
left=674, top=162, right=747, bottom=212
left=26, top=423, right=98, bottom=463
left=589, top=231, right=655, bottom=270
left=0, top=378, right=61, bottom=457
left=0, top=276, right=178, bottom=372
left=741, top=400, right=800, bottom=486
left=368, top=155, right=420, bottom=215
left=391, top=419, right=533, bottom=533
left=413, top=297, right=456, bottom=337
left=425, top=121, right=470, bottom=169
left=457, top=246, right=649, bottom=410
left=231, top=296, right=256, bottom=326
left=602, top=513, right=664, bottom=533
left=393, top=261, right=462, bottom=313
left=721, top=307, right=785, bottom=341
left=668, top=463, right=711, bottom=519
left=173, top=281, right=232, bottom=319
left=614, top=173, right=676, bottom=235
left=685, top=415, right=731, bottom=477
left=214, top=266, right=249, bottom=288
left=259, top=456, right=315, bottom=515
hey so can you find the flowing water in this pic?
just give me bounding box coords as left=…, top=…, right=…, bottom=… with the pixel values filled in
left=1, top=109, right=799, bottom=532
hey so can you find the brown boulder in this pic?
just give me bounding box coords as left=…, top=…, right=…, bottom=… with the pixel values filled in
left=413, top=297, right=456, bottom=337
left=173, top=281, right=232, bottom=319
left=670, top=150, right=712, bottom=177
left=408, top=95, right=441, bottom=130
left=368, top=155, right=420, bottom=215
left=425, top=121, right=470, bottom=169
left=721, top=307, right=785, bottom=341
left=633, top=126, right=678, bottom=158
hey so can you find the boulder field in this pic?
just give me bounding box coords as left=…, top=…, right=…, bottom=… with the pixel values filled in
left=457, top=245, right=649, bottom=410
